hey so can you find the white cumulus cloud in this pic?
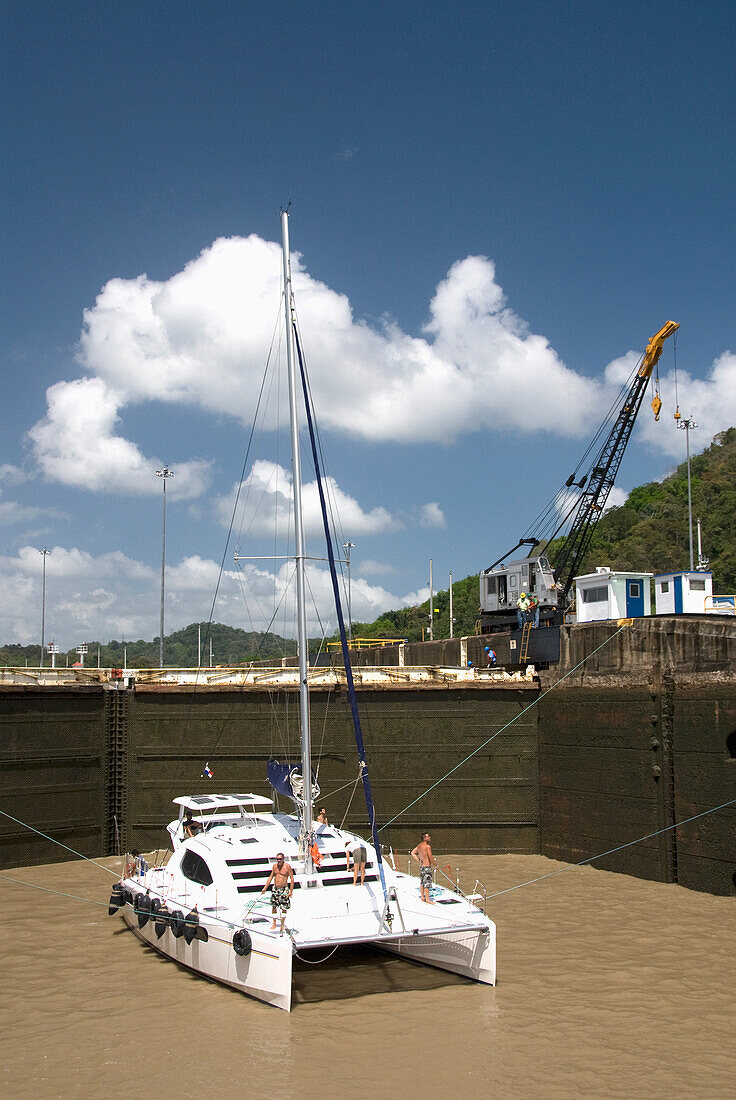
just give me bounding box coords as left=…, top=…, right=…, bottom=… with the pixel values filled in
left=215, top=460, right=400, bottom=539
left=27, top=233, right=736, bottom=500
left=417, top=502, right=446, bottom=529
left=633, top=351, right=736, bottom=459
left=28, top=377, right=213, bottom=496
left=0, top=543, right=420, bottom=649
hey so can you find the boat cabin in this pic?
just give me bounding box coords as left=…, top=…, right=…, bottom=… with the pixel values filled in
left=574, top=567, right=653, bottom=623
left=654, top=571, right=713, bottom=614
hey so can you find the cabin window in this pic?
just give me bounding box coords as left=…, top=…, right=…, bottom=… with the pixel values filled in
left=661, top=581, right=669, bottom=593
left=582, top=586, right=608, bottom=603
left=689, top=579, right=706, bottom=591
left=485, top=576, right=497, bottom=597
left=181, top=849, right=213, bottom=886
left=509, top=573, right=519, bottom=588
left=629, top=582, right=641, bottom=598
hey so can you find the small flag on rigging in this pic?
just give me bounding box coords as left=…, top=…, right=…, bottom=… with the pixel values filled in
left=202, top=762, right=213, bottom=779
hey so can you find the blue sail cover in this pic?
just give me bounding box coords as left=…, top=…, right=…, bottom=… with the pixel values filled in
left=267, top=760, right=319, bottom=804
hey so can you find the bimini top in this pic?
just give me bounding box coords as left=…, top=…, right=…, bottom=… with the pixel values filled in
left=173, top=793, right=274, bottom=812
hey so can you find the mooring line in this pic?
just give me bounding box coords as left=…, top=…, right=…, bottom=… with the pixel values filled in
left=0, top=807, right=120, bottom=877
left=0, top=873, right=112, bottom=907
left=485, top=796, right=736, bottom=901
left=379, top=624, right=627, bottom=830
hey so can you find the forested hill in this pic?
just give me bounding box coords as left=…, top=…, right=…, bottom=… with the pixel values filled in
left=561, top=426, right=736, bottom=588
left=351, top=428, right=736, bottom=641
left=0, top=622, right=296, bottom=669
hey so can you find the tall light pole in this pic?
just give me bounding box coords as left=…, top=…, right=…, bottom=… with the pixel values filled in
left=156, top=465, right=175, bottom=667
left=39, top=548, right=50, bottom=666
left=343, top=541, right=355, bottom=644
left=677, top=417, right=697, bottom=571
left=449, top=571, right=454, bottom=639
left=428, top=558, right=434, bottom=641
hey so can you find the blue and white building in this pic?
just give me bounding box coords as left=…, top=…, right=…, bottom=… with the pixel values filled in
left=574, top=567, right=653, bottom=623
left=654, top=571, right=713, bottom=614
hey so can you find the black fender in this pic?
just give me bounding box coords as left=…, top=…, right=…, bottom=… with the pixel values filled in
left=134, top=893, right=152, bottom=928
left=153, top=901, right=168, bottom=939
left=108, top=883, right=125, bottom=915
left=169, top=909, right=186, bottom=938
left=232, top=928, right=252, bottom=957
left=183, top=909, right=200, bottom=945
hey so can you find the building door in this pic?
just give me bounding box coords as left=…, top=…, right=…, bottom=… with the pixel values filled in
left=673, top=575, right=683, bottom=614
left=625, top=579, right=644, bottom=617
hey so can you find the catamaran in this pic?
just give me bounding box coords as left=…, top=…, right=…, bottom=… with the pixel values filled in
left=109, top=212, right=496, bottom=1010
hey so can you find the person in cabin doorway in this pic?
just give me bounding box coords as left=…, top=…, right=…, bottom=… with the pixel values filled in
left=346, top=838, right=367, bottom=885
left=183, top=810, right=201, bottom=838
left=411, top=832, right=436, bottom=903
left=261, top=852, right=294, bottom=934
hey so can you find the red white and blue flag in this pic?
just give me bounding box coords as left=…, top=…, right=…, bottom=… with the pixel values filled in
left=202, top=762, right=213, bottom=779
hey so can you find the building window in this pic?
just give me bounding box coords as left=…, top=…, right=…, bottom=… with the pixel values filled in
left=689, top=579, right=706, bottom=591
left=661, top=581, right=669, bottom=593
left=582, top=586, right=608, bottom=603
left=629, top=582, right=641, bottom=598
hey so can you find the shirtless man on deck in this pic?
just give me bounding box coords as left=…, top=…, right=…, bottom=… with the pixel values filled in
left=411, top=832, right=436, bottom=904
left=261, top=852, right=294, bottom=934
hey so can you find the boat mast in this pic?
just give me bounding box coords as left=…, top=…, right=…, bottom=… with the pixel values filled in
left=281, top=210, right=313, bottom=852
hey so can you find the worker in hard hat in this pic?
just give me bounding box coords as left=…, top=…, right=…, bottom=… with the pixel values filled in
left=517, top=591, right=540, bottom=630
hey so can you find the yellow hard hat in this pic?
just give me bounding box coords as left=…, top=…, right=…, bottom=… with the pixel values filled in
left=520, top=591, right=526, bottom=597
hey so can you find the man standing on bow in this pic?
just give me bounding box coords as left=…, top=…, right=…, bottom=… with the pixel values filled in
left=261, top=852, right=294, bottom=934
left=411, top=832, right=436, bottom=904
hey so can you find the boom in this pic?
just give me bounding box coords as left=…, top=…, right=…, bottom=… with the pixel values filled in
left=552, top=320, right=679, bottom=600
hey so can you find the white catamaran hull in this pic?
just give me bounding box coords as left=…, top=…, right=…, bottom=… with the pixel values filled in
left=377, top=926, right=496, bottom=985
left=121, top=894, right=294, bottom=1011
left=116, top=851, right=496, bottom=1011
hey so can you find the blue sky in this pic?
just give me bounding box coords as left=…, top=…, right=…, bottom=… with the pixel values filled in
left=2, top=2, right=735, bottom=650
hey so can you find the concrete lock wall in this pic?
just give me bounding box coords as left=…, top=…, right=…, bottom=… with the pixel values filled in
left=538, top=617, right=736, bottom=897
left=0, top=686, right=109, bottom=867
left=0, top=616, right=733, bottom=897
left=121, top=684, right=539, bottom=859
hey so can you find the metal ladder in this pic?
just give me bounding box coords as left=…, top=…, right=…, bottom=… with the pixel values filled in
left=519, top=621, right=533, bottom=663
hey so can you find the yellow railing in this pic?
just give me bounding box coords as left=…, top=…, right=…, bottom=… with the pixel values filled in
left=704, top=595, right=736, bottom=615
left=325, top=637, right=405, bottom=651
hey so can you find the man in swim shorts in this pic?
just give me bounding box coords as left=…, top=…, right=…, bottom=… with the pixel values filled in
left=410, top=832, right=436, bottom=904
left=345, top=838, right=367, bottom=885
left=261, top=852, right=294, bottom=933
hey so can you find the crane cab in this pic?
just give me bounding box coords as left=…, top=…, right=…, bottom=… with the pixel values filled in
left=479, top=554, right=559, bottom=632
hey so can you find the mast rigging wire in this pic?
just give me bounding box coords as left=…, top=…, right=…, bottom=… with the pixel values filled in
left=484, top=796, right=736, bottom=901
left=379, top=624, right=628, bottom=830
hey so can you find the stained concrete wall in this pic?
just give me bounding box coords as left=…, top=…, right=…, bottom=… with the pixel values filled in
left=0, top=686, right=108, bottom=867
left=1, top=617, right=733, bottom=897
left=538, top=617, right=736, bottom=896
left=122, top=683, right=539, bottom=858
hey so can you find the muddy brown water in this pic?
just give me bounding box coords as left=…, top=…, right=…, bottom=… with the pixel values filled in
left=1, top=853, right=734, bottom=1099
